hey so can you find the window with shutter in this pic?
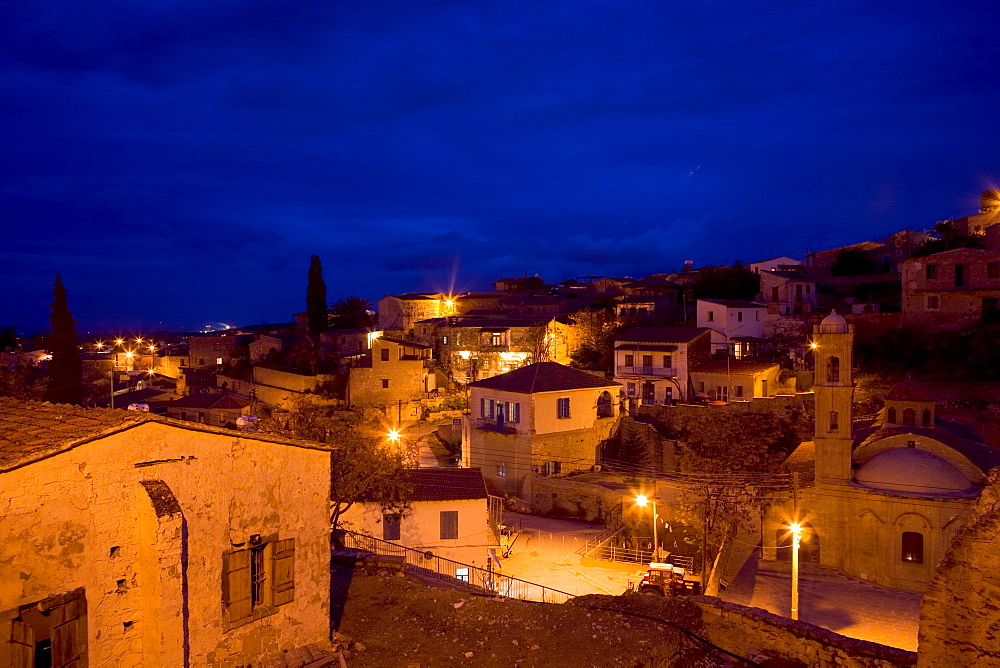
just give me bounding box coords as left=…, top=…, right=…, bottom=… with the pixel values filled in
left=440, top=511, right=458, bottom=539
left=51, top=597, right=87, bottom=668
left=223, top=548, right=253, bottom=627
left=10, top=619, right=34, bottom=668
left=383, top=513, right=401, bottom=541
left=271, top=538, right=296, bottom=607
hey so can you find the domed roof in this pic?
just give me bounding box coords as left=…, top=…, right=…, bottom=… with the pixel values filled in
left=885, top=379, right=934, bottom=402
left=818, top=311, right=848, bottom=333
left=856, top=448, right=971, bottom=495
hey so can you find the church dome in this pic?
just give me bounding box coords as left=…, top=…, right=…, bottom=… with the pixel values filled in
left=856, top=448, right=971, bottom=495
left=818, top=311, right=848, bottom=334
left=885, top=379, right=934, bottom=402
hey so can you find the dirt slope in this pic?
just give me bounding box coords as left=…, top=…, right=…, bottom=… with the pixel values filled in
left=331, top=572, right=737, bottom=667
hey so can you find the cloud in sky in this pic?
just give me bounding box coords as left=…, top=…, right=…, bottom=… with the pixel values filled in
left=2, top=0, right=998, bottom=332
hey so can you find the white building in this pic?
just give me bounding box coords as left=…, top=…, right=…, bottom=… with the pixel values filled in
left=695, top=299, right=767, bottom=358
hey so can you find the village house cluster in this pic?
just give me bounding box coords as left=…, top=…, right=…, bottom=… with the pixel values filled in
left=3, top=189, right=1000, bottom=664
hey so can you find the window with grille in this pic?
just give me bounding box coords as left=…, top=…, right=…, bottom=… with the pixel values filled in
left=223, top=537, right=295, bottom=630
left=251, top=545, right=267, bottom=608
left=901, top=532, right=923, bottom=563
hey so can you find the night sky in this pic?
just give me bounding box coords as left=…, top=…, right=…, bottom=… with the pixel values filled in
left=3, top=1, right=998, bottom=334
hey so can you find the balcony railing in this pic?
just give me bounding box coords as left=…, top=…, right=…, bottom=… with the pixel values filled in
left=476, top=418, right=517, bottom=434
left=616, top=365, right=677, bottom=378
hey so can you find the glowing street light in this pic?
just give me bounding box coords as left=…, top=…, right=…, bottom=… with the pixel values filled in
left=789, top=522, right=802, bottom=620
left=386, top=429, right=401, bottom=444
left=809, top=341, right=818, bottom=350
left=115, top=338, right=125, bottom=347
left=634, top=494, right=660, bottom=562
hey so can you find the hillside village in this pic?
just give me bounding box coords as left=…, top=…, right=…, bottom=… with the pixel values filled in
left=3, top=190, right=1000, bottom=666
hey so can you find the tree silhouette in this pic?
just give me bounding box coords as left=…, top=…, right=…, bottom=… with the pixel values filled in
left=306, top=255, right=328, bottom=337
left=45, top=275, right=83, bottom=405
left=329, top=296, right=374, bottom=330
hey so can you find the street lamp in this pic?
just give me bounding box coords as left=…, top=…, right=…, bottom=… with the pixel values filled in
left=634, top=494, right=660, bottom=562
left=386, top=429, right=401, bottom=445
left=788, top=522, right=802, bottom=620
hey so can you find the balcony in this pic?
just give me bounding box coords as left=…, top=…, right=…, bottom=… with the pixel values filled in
left=616, top=366, right=677, bottom=378
left=476, top=418, right=517, bottom=435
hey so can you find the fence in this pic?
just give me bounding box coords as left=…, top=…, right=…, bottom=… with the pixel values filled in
left=339, top=530, right=573, bottom=604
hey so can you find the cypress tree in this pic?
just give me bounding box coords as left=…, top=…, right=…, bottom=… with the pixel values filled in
left=306, top=255, right=327, bottom=337
left=45, top=275, right=84, bottom=405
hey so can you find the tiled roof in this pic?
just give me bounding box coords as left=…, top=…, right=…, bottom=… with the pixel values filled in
left=407, top=468, right=489, bottom=501
left=0, top=398, right=335, bottom=472
left=692, top=360, right=779, bottom=375
left=699, top=299, right=766, bottom=308
left=167, top=393, right=250, bottom=409
left=885, top=379, right=935, bottom=402
left=469, top=362, right=618, bottom=394
left=379, top=337, right=433, bottom=349
left=0, top=398, right=150, bottom=471
left=616, top=327, right=710, bottom=344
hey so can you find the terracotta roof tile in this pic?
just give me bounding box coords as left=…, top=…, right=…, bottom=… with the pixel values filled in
left=469, top=362, right=618, bottom=394
left=406, top=468, right=489, bottom=502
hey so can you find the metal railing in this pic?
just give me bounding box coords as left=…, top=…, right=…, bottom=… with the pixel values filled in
left=616, top=366, right=677, bottom=378
left=577, top=523, right=626, bottom=557
left=339, top=530, right=573, bottom=604
left=475, top=418, right=517, bottom=434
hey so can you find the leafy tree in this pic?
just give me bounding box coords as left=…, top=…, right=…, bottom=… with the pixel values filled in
left=690, top=263, right=761, bottom=301
left=255, top=401, right=411, bottom=529
left=830, top=249, right=877, bottom=276
left=329, top=296, right=374, bottom=330
left=304, top=255, right=327, bottom=374
left=568, top=308, right=622, bottom=371
left=44, top=275, right=84, bottom=405
left=0, top=325, right=16, bottom=351
left=913, top=220, right=984, bottom=257
left=306, top=255, right=328, bottom=336
left=0, top=364, right=47, bottom=400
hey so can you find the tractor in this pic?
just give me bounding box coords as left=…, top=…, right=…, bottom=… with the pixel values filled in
left=629, top=561, right=703, bottom=597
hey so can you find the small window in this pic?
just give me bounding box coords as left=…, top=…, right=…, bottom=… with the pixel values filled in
left=926, top=264, right=937, bottom=280
left=737, top=311, right=744, bottom=322
left=662, top=355, right=672, bottom=368
left=380, top=348, right=390, bottom=361
left=888, top=407, right=897, bottom=423
left=989, top=263, right=1000, bottom=279
left=557, top=397, right=571, bottom=419
left=699, top=382, right=705, bottom=392
left=491, top=334, right=502, bottom=346
left=901, top=531, right=923, bottom=563
left=626, top=382, right=636, bottom=396
left=624, top=354, right=634, bottom=367
left=955, top=264, right=965, bottom=287
left=642, top=354, right=652, bottom=368
left=497, top=462, right=506, bottom=478
left=440, top=511, right=458, bottom=540
left=708, top=311, right=715, bottom=322
left=381, top=379, right=390, bottom=389
left=755, top=311, right=760, bottom=321
left=827, top=356, right=840, bottom=383
left=216, top=357, right=223, bottom=365
left=442, top=336, right=449, bottom=345
left=735, top=385, right=744, bottom=398
left=927, top=295, right=939, bottom=310
left=903, top=408, right=916, bottom=425
left=383, top=513, right=401, bottom=541
left=829, top=410, right=839, bottom=432
left=922, top=409, right=932, bottom=427
left=510, top=402, right=520, bottom=423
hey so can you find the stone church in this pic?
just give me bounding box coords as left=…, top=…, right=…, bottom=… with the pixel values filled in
left=764, top=313, right=1000, bottom=590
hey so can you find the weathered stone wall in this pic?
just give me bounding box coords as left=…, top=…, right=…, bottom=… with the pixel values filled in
left=918, top=467, right=1000, bottom=667
left=528, top=475, right=625, bottom=521
left=691, top=596, right=917, bottom=667
left=0, top=421, right=332, bottom=667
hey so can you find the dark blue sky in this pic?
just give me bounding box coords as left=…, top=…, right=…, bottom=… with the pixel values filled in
left=3, top=0, right=998, bottom=334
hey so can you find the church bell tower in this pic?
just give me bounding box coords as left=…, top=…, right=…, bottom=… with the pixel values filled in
left=812, top=312, right=854, bottom=484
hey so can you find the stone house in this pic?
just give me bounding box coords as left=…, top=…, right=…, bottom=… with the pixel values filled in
left=187, top=333, right=247, bottom=368
left=463, top=362, right=620, bottom=499
left=346, top=336, right=432, bottom=409
left=347, top=468, right=498, bottom=568
left=248, top=333, right=298, bottom=362
left=900, top=247, right=1000, bottom=331
left=377, top=293, right=455, bottom=334
left=747, top=256, right=803, bottom=274
left=756, top=268, right=818, bottom=315
left=762, top=315, right=1000, bottom=591
left=613, top=327, right=712, bottom=406
left=0, top=399, right=333, bottom=666
left=163, top=392, right=252, bottom=428
left=689, top=359, right=782, bottom=402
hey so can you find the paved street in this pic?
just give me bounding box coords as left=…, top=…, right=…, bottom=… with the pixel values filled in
left=497, top=512, right=922, bottom=651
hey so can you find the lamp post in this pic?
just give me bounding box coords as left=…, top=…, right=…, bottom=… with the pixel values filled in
left=634, top=494, right=660, bottom=562
left=789, top=522, right=802, bottom=620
